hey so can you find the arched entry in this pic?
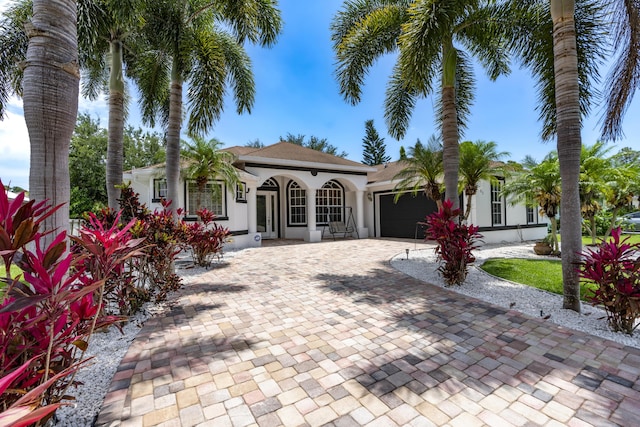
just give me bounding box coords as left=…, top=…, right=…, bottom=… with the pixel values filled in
left=257, top=178, right=279, bottom=239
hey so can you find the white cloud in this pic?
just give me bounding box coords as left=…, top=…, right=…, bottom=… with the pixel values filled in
left=0, top=98, right=30, bottom=189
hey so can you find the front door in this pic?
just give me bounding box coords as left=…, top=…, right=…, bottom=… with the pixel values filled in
left=257, top=191, right=278, bottom=239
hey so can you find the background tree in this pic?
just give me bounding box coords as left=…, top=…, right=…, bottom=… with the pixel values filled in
left=69, top=114, right=108, bottom=217
left=332, top=0, right=511, bottom=209
left=361, top=119, right=390, bottom=165
left=245, top=139, right=265, bottom=148
left=181, top=136, right=240, bottom=212
left=503, top=153, right=562, bottom=253
left=602, top=164, right=640, bottom=238
left=69, top=114, right=166, bottom=217
left=579, top=141, right=612, bottom=244
left=132, top=0, right=282, bottom=217
left=280, top=133, right=348, bottom=157
left=458, top=140, right=509, bottom=221
left=123, top=126, right=166, bottom=170
left=392, top=136, right=443, bottom=209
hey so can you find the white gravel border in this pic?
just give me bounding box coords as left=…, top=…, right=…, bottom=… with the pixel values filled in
left=391, top=242, right=640, bottom=349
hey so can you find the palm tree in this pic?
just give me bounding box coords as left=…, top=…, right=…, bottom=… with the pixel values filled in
left=332, top=0, right=510, bottom=210
left=506, top=0, right=607, bottom=312
left=579, top=141, right=612, bottom=244
left=458, top=140, right=509, bottom=221
left=181, top=136, right=239, bottom=213
left=392, top=136, right=443, bottom=209
left=131, top=0, right=281, bottom=216
left=78, top=0, right=144, bottom=209
left=21, top=0, right=79, bottom=240
left=502, top=153, right=562, bottom=253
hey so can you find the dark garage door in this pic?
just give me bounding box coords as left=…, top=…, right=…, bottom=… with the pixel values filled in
left=379, top=192, right=438, bottom=238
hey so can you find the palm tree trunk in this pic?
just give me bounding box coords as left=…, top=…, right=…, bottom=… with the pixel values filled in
left=605, top=207, right=620, bottom=239
left=166, top=60, right=183, bottom=217
left=464, top=193, right=473, bottom=221
left=106, top=39, right=125, bottom=210
left=441, top=40, right=460, bottom=211
left=23, top=0, right=79, bottom=244
left=552, top=0, right=582, bottom=313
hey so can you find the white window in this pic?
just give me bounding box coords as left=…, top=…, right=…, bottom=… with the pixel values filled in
left=526, top=195, right=537, bottom=224
left=153, top=179, right=167, bottom=200
left=491, top=179, right=504, bottom=226
left=186, top=180, right=224, bottom=217
left=288, top=181, right=306, bottom=225
left=236, top=182, right=247, bottom=202
left=316, top=180, right=344, bottom=224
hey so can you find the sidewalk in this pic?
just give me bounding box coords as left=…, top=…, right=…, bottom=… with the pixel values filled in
left=96, top=239, right=640, bottom=426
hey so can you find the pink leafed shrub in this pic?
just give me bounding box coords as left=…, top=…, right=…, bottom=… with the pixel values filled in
left=426, top=199, right=482, bottom=286
left=0, top=181, right=120, bottom=415
left=580, top=227, right=640, bottom=334
left=183, top=208, right=231, bottom=267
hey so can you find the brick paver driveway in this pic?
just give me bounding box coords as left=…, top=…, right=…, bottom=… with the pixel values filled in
left=97, top=239, right=640, bottom=426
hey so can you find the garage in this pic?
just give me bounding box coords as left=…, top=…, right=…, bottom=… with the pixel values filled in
left=378, top=192, right=439, bottom=239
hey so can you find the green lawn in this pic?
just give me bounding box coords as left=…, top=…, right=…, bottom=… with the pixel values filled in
left=0, top=263, right=24, bottom=300
left=479, top=258, right=597, bottom=301
left=581, top=233, right=640, bottom=246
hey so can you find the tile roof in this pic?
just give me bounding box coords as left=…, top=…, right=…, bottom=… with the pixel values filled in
left=367, top=161, right=407, bottom=183
left=236, top=142, right=367, bottom=168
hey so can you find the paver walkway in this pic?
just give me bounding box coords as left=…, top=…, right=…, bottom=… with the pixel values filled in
left=96, top=239, right=640, bottom=426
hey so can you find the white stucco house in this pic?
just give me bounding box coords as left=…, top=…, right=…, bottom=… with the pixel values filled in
left=124, top=142, right=548, bottom=249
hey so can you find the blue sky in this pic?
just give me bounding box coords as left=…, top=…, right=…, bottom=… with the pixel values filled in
left=2, top=0, right=640, bottom=190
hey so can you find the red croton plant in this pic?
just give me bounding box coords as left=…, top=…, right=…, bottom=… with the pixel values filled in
left=426, top=199, right=482, bottom=286
left=0, top=182, right=123, bottom=424
left=580, top=227, right=640, bottom=335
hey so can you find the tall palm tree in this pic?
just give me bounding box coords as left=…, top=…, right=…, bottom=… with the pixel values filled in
left=22, top=0, right=79, bottom=241
left=392, top=136, right=443, bottom=209
left=131, top=0, right=281, bottom=216
left=78, top=0, right=144, bottom=209
left=181, top=136, right=239, bottom=213
left=502, top=153, right=562, bottom=253
left=506, top=0, right=607, bottom=312
left=458, top=140, right=508, bottom=221
left=332, top=0, right=510, bottom=210
left=579, top=141, right=612, bottom=244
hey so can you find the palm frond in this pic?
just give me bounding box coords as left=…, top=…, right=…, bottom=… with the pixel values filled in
left=0, top=0, right=30, bottom=115
left=333, top=1, right=407, bottom=104
left=384, top=63, right=419, bottom=140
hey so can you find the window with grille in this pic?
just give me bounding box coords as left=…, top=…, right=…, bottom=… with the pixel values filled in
left=186, top=180, right=224, bottom=217
left=153, top=179, right=167, bottom=200
left=526, top=195, right=536, bottom=224
left=316, top=180, right=344, bottom=224
left=288, top=181, right=306, bottom=225
left=491, top=179, right=504, bottom=226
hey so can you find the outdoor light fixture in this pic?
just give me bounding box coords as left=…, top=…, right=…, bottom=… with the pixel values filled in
left=405, top=248, right=409, bottom=259
left=367, top=192, right=373, bottom=202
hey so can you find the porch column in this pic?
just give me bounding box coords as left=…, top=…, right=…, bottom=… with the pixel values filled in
left=305, top=189, right=322, bottom=242
left=245, top=187, right=262, bottom=247
left=355, top=190, right=369, bottom=238
left=247, top=186, right=257, bottom=234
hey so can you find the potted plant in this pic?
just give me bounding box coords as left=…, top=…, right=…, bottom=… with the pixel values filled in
left=533, top=234, right=554, bottom=255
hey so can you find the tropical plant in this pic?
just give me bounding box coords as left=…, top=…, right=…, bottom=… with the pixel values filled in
left=182, top=208, right=230, bottom=267
left=580, top=141, right=612, bottom=244
left=426, top=199, right=481, bottom=286
left=458, top=140, right=509, bottom=221
left=181, top=136, right=240, bottom=212
left=0, top=184, right=121, bottom=413
left=580, top=228, right=640, bottom=334
left=131, top=0, right=282, bottom=217
left=392, top=136, right=443, bottom=209
left=332, top=0, right=511, bottom=209
left=602, top=165, right=640, bottom=239
left=503, top=153, right=561, bottom=253
left=361, top=119, right=390, bottom=166
left=280, top=133, right=348, bottom=158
